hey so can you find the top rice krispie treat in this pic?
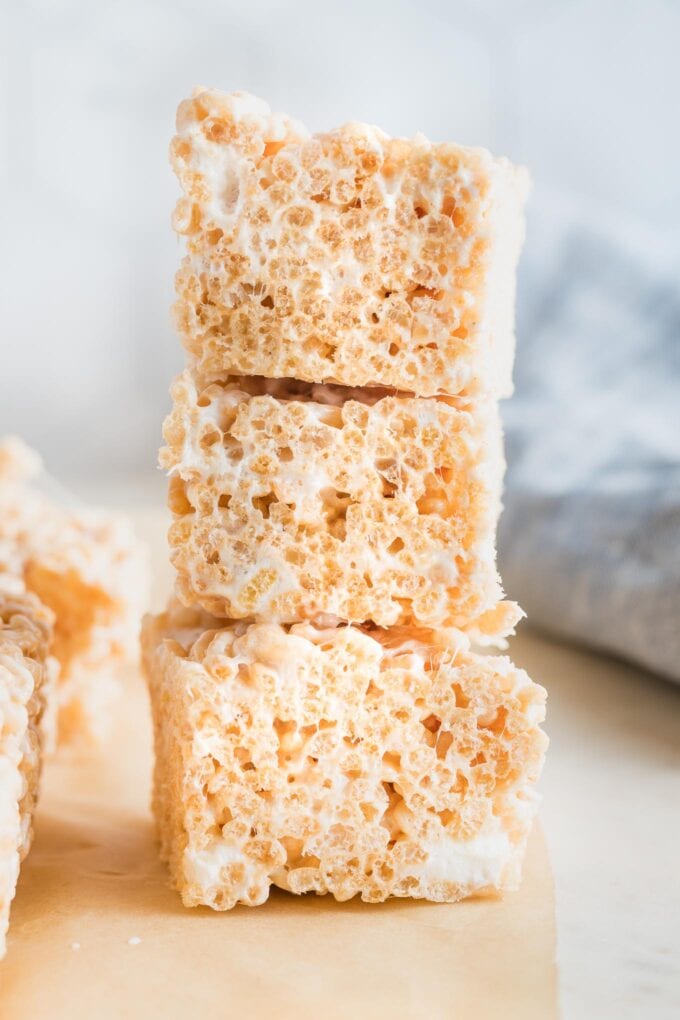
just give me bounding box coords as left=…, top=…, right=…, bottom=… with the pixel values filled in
left=171, top=89, right=529, bottom=398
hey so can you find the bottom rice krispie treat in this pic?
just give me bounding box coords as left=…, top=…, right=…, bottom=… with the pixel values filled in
left=0, top=436, right=148, bottom=745
left=142, top=604, right=547, bottom=908
left=0, top=590, right=53, bottom=958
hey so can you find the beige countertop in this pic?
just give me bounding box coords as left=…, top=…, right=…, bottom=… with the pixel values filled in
left=509, top=629, right=680, bottom=1019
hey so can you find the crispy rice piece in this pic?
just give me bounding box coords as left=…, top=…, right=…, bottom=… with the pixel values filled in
left=0, top=590, right=53, bottom=958
left=162, top=372, right=520, bottom=639
left=142, top=603, right=547, bottom=909
left=171, top=89, right=529, bottom=398
left=0, top=437, right=148, bottom=744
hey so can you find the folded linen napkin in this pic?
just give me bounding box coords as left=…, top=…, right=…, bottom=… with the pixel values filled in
left=499, top=202, right=680, bottom=682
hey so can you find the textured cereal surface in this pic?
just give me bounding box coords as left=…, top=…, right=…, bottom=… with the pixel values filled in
left=162, top=373, right=519, bottom=638
left=0, top=589, right=52, bottom=958
left=0, top=437, right=148, bottom=744
left=142, top=604, right=547, bottom=909
left=171, top=89, right=529, bottom=398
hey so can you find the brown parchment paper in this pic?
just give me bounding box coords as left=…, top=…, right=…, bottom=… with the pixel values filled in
left=0, top=510, right=558, bottom=1019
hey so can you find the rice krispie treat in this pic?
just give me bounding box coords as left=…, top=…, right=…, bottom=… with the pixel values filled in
left=0, top=437, right=148, bottom=744
left=142, top=603, right=547, bottom=909
left=0, top=590, right=53, bottom=958
left=171, top=89, right=529, bottom=398
left=162, top=372, right=520, bottom=639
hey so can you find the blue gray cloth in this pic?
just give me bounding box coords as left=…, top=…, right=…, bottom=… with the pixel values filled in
left=499, top=206, right=680, bottom=682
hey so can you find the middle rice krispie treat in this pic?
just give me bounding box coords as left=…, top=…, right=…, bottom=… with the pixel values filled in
left=142, top=603, right=547, bottom=909
left=161, top=372, right=520, bottom=639
left=0, top=589, right=53, bottom=958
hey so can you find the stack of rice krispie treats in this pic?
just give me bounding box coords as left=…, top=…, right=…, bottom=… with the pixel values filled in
left=143, top=89, right=548, bottom=908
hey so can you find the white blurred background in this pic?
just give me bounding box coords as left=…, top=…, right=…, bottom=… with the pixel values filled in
left=1, top=0, right=679, bottom=484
